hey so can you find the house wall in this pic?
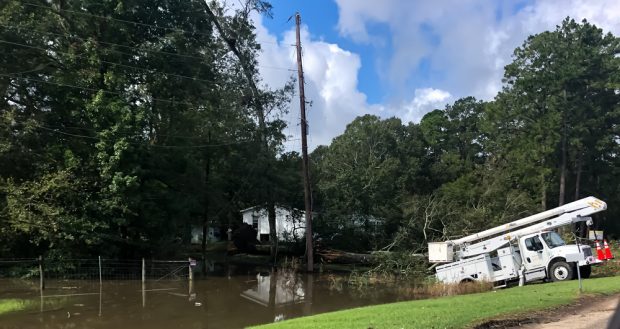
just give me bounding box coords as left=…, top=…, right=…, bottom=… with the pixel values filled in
left=190, top=226, right=219, bottom=244
left=241, top=206, right=305, bottom=242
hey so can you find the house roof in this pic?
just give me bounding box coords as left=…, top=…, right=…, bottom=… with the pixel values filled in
left=239, top=204, right=303, bottom=214
left=239, top=205, right=261, bottom=213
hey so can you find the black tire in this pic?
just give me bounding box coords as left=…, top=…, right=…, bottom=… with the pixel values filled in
left=579, top=265, right=592, bottom=279
left=550, top=261, right=573, bottom=282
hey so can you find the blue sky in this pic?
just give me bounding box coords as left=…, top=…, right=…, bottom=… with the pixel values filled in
left=261, top=0, right=385, bottom=104
left=249, top=0, right=620, bottom=149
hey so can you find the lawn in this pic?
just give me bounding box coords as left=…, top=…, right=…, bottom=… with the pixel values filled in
left=0, top=299, right=31, bottom=316
left=253, top=276, right=620, bottom=329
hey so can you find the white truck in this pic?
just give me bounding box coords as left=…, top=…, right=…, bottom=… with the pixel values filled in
left=428, top=196, right=607, bottom=286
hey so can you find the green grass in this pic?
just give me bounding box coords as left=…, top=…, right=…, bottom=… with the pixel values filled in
left=0, top=299, right=32, bottom=316
left=253, top=276, right=620, bottom=329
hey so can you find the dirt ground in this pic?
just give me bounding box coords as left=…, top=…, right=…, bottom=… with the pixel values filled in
left=476, top=294, right=620, bottom=329
left=513, top=294, right=619, bottom=329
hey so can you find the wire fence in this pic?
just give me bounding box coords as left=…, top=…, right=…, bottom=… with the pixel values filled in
left=0, top=257, right=194, bottom=285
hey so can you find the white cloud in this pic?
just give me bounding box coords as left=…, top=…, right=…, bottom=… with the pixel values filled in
left=252, top=0, right=620, bottom=150
left=335, top=0, right=620, bottom=100
left=401, top=88, right=452, bottom=123
left=253, top=15, right=381, bottom=149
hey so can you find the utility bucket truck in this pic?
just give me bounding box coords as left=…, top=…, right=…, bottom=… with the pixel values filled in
left=429, top=196, right=607, bottom=286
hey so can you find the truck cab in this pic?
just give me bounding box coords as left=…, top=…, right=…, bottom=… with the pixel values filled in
left=517, top=231, right=598, bottom=281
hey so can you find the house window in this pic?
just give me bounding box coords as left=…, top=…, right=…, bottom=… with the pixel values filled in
left=252, top=215, right=259, bottom=229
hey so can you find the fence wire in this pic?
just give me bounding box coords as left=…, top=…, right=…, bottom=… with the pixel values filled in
left=0, top=258, right=192, bottom=281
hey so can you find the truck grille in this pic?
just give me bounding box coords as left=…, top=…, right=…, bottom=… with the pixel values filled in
left=582, top=246, right=592, bottom=257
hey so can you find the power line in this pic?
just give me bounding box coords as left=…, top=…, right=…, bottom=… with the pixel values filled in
left=1, top=73, right=196, bottom=107
left=35, top=123, right=302, bottom=146
left=0, top=23, right=211, bottom=60
left=4, top=66, right=48, bottom=75
left=35, top=124, right=213, bottom=141
left=0, top=23, right=297, bottom=72
left=7, top=120, right=302, bottom=156
left=32, top=124, right=266, bottom=149
left=21, top=1, right=212, bottom=38
left=20, top=1, right=282, bottom=46
left=0, top=39, right=223, bottom=85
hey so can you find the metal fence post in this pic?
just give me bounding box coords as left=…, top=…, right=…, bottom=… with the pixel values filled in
left=38, top=255, right=45, bottom=291
left=141, top=258, right=146, bottom=308
left=188, top=258, right=194, bottom=282
left=142, top=258, right=146, bottom=284
left=98, top=256, right=103, bottom=317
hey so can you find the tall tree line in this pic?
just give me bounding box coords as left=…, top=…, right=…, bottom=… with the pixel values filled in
left=0, top=0, right=300, bottom=259
left=1, top=6, right=618, bottom=259
left=312, top=18, right=620, bottom=252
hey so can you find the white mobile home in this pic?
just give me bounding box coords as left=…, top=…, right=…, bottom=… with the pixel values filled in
left=240, top=206, right=305, bottom=242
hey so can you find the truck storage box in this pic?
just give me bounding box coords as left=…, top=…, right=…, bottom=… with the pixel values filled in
left=428, top=242, right=454, bottom=263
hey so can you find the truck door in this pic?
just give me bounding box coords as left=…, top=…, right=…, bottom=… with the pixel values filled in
left=521, top=235, right=546, bottom=270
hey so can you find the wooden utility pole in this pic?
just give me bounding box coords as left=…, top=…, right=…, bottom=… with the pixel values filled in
left=202, top=131, right=211, bottom=274
left=295, top=12, right=313, bottom=272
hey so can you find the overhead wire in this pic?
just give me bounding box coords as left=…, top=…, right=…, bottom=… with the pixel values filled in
left=0, top=73, right=196, bottom=107
left=1, top=3, right=301, bottom=150
left=20, top=1, right=282, bottom=46
left=0, top=39, right=223, bottom=85
left=8, top=121, right=302, bottom=149
left=0, top=22, right=213, bottom=60
left=2, top=3, right=308, bottom=234
left=0, top=23, right=297, bottom=72
left=31, top=123, right=276, bottom=149
left=32, top=124, right=215, bottom=141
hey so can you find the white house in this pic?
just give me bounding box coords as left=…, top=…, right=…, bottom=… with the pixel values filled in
left=190, top=226, right=220, bottom=244
left=240, top=205, right=305, bottom=242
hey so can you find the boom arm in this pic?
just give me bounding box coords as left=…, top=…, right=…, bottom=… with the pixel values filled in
left=451, top=196, right=606, bottom=246
left=461, top=214, right=588, bottom=258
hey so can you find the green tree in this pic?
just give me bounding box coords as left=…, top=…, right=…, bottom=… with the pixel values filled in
left=0, top=0, right=294, bottom=258
left=488, top=18, right=619, bottom=231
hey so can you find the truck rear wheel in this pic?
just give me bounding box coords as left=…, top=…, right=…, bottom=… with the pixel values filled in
left=550, top=261, right=573, bottom=282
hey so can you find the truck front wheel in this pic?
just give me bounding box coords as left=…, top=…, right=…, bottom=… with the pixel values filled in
left=550, top=261, right=573, bottom=282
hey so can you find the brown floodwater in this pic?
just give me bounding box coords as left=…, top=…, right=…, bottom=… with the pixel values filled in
left=0, top=267, right=416, bottom=329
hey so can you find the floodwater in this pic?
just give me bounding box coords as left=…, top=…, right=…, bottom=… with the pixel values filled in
left=0, top=266, right=415, bottom=329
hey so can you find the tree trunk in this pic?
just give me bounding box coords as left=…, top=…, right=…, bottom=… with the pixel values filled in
left=203, top=0, right=275, bottom=260
left=574, top=155, right=582, bottom=200
left=268, top=270, right=277, bottom=308
left=574, top=156, right=586, bottom=237
left=540, top=172, right=547, bottom=210
left=317, top=249, right=377, bottom=264
left=317, top=249, right=425, bottom=264
left=201, top=133, right=211, bottom=274
left=268, top=202, right=277, bottom=259
left=303, top=273, right=313, bottom=316
left=559, top=120, right=567, bottom=206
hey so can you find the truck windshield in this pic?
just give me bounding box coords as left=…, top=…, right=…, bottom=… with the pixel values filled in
left=541, top=232, right=566, bottom=248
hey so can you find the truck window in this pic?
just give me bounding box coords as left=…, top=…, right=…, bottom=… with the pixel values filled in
left=525, top=236, right=544, bottom=251
left=541, top=232, right=566, bottom=248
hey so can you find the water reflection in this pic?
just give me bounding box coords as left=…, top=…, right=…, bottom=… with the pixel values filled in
left=241, top=271, right=305, bottom=307
left=0, top=265, right=408, bottom=329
